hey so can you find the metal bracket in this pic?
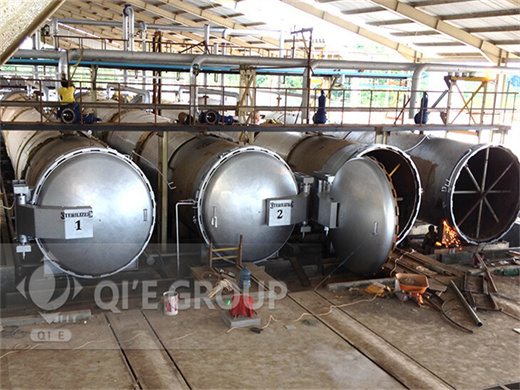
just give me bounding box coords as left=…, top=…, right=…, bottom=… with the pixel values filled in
left=265, top=173, right=314, bottom=227
left=14, top=181, right=94, bottom=241
left=16, top=204, right=94, bottom=239
left=312, top=171, right=339, bottom=229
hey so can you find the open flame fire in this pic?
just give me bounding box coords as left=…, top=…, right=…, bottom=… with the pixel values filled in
left=441, top=220, right=462, bottom=248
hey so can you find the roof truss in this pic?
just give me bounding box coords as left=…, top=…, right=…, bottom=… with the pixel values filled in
left=280, top=0, right=422, bottom=62
left=367, top=0, right=513, bottom=64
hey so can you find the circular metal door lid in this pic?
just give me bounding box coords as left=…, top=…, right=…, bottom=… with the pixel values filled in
left=329, top=157, right=398, bottom=275
left=448, top=145, right=520, bottom=244
left=33, top=148, right=155, bottom=278
left=197, top=147, right=298, bottom=261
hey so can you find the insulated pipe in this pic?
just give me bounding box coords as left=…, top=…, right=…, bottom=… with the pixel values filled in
left=190, top=55, right=209, bottom=119
left=57, top=51, right=67, bottom=99
left=122, top=8, right=128, bottom=51
left=106, top=84, right=151, bottom=104
left=254, top=132, right=399, bottom=275
left=126, top=5, right=135, bottom=52
left=51, top=18, right=59, bottom=49
left=58, top=19, right=122, bottom=28
left=140, top=22, right=147, bottom=53
left=99, top=108, right=299, bottom=262
left=0, top=93, right=156, bottom=278
left=13, top=50, right=520, bottom=75
left=410, top=64, right=429, bottom=119
left=345, top=132, right=520, bottom=245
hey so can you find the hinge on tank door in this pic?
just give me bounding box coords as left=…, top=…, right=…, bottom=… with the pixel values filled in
left=210, top=206, right=218, bottom=228
left=311, top=171, right=339, bottom=231
left=13, top=181, right=94, bottom=259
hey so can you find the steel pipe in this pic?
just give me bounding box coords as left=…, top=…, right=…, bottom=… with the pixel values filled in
left=13, top=49, right=520, bottom=75
left=0, top=93, right=156, bottom=278
left=346, top=132, right=520, bottom=244
left=450, top=280, right=483, bottom=327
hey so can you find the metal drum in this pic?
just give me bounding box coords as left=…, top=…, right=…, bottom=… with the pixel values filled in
left=1, top=94, right=156, bottom=278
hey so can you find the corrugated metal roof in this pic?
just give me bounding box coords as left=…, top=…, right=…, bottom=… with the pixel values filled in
left=49, top=0, right=519, bottom=63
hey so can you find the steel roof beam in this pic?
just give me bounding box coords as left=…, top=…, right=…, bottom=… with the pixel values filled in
left=154, top=0, right=283, bottom=48
left=391, top=30, right=440, bottom=36
left=62, top=2, right=189, bottom=47
left=413, top=41, right=464, bottom=46
left=280, top=0, right=422, bottom=62
left=367, top=0, right=513, bottom=64
left=408, top=0, right=474, bottom=6
left=96, top=0, right=265, bottom=52
left=465, top=26, right=520, bottom=33
left=440, top=9, right=520, bottom=20
left=368, top=19, right=413, bottom=26
left=342, top=7, right=384, bottom=15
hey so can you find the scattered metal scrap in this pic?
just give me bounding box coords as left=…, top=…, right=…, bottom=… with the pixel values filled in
left=422, top=293, right=474, bottom=333
left=450, top=280, right=483, bottom=327
left=462, top=273, right=500, bottom=311
left=386, top=249, right=464, bottom=279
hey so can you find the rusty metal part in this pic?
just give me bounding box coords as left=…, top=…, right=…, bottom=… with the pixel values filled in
left=393, top=248, right=463, bottom=277
left=439, top=298, right=474, bottom=333
left=474, top=252, right=498, bottom=293
left=450, top=280, right=483, bottom=326
left=462, top=272, right=500, bottom=311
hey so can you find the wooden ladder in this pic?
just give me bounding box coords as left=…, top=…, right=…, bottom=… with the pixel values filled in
left=207, top=235, right=243, bottom=268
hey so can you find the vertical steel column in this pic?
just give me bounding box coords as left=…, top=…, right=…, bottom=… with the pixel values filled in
left=159, top=132, right=168, bottom=252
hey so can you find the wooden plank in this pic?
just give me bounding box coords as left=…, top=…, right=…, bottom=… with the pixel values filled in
left=246, top=262, right=278, bottom=285
left=393, top=249, right=464, bottom=277
left=106, top=310, right=189, bottom=390
left=289, top=290, right=453, bottom=390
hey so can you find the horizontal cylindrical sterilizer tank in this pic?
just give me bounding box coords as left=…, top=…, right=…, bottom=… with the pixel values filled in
left=254, top=132, right=400, bottom=275
left=253, top=132, right=421, bottom=245
left=1, top=93, right=156, bottom=278
left=345, top=131, right=520, bottom=245
left=101, top=109, right=299, bottom=262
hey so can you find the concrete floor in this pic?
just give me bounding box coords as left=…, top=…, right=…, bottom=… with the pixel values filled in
left=1, top=269, right=519, bottom=389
